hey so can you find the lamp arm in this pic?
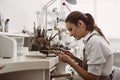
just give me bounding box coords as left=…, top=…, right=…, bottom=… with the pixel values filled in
left=43, top=0, right=57, bottom=9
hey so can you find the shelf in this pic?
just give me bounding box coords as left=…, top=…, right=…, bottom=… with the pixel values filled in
left=0, top=32, right=34, bottom=37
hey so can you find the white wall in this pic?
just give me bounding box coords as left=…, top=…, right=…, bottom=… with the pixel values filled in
left=96, top=0, right=120, bottom=50
left=96, top=0, right=120, bottom=39
left=0, top=0, right=60, bottom=33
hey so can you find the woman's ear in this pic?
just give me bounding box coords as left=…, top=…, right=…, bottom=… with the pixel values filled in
left=77, top=20, right=84, bottom=28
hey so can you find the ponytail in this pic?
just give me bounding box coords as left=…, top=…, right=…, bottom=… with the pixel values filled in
left=94, top=24, right=109, bottom=44
left=85, top=13, right=109, bottom=44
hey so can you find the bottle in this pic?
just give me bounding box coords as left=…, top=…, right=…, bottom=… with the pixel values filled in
left=4, top=19, right=10, bottom=32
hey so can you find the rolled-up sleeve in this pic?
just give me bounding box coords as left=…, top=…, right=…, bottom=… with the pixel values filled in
left=88, top=64, right=103, bottom=76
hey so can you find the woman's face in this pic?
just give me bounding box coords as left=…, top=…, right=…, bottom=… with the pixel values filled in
left=66, top=21, right=86, bottom=40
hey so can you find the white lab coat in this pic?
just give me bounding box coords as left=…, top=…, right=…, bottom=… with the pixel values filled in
left=72, top=30, right=120, bottom=80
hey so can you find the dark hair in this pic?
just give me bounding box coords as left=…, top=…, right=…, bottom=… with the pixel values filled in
left=65, top=11, right=109, bottom=44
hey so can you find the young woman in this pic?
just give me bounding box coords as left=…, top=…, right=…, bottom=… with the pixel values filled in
left=55, top=11, right=116, bottom=80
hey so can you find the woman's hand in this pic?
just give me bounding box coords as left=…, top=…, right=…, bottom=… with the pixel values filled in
left=55, top=51, right=73, bottom=64
left=64, top=50, right=82, bottom=65
left=64, top=50, right=76, bottom=59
